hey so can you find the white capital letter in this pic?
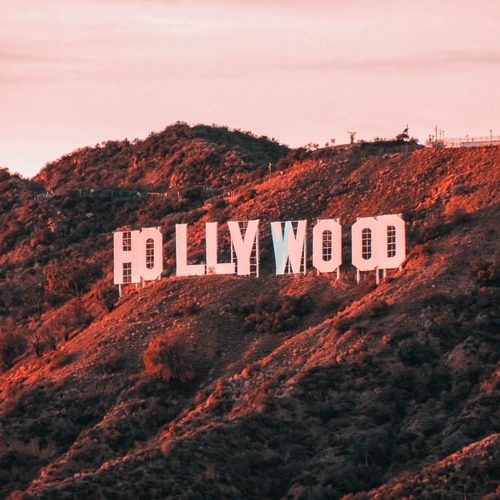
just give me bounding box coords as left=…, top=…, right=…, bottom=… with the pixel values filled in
left=352, top=214, right=406, bottom=273
left=376, top=214, right=406, bottom=269
left=351, top=217, right=380, bottom=272
left=176, top=224, right=205, bottom=276
left=114, top=227, right=163, bottom=284
left=271, top=220, right=307, bottom=275
left=312, top=219, right=342, bottom=273
left=206, top=222, right=235, bottom=275
left=228, top=220, right=260, bottom=275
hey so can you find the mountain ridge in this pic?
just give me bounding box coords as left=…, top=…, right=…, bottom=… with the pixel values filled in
left=33, top=123, right=290, bottom=193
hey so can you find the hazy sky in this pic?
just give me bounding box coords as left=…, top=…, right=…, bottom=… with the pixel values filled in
left=1, top=0, right=499, bottom=177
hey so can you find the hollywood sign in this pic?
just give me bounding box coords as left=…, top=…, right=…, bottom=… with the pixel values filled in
left=113, top=214, right=406, bottom=294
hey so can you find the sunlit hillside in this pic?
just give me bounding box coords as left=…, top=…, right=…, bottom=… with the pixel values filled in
left=0, top=126, right=499, bottom=499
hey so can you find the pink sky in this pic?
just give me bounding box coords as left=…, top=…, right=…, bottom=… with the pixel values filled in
left=1, top=0, right=499, bottom=178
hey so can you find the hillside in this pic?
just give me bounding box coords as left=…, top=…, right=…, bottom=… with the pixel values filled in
left=34, top=123, right=289, bottom=193
left=0, top=127, right=499, bottom=499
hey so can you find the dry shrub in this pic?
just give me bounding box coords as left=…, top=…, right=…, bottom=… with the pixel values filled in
left=243, top=293, right=312, bottom=334
left=98, top=351, right=128, bottom=374
left=49, top=297, right=91, bottom=342
left=0, top=322, right=27, bottom=371
left=365, top=300, right=390, bottom=318
left=144, top=335, right=196, bottom=382
left=413, top=220, right=451, bottom=244
left=50, top=350, right=77, bottom=369
left=336, top=317, right=353, bottom=334
left=174, top=299, right=200, bottom=317
left=398, top=339, right=438, bottom=366
left=471, top=255, right=500, bottom=286
left=445, top=207, right=470, bottom=225
left=94, top=280, right=119, bottom=312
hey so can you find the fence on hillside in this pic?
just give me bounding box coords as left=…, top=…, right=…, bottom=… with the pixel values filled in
left=33, top=186, right=215, bottom=201
left=428, top=135, right=500, bottom=149
left=31, top=142, right=376, bottom=205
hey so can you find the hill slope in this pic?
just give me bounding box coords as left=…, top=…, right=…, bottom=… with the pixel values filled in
left=34, top=123, right=289, bottom=192
left=0, top=130, right=499, bottom=499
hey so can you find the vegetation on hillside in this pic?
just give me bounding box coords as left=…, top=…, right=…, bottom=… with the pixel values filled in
left=0, top=127, right=498, bottom=498
left=34, top=123, right=289, bottom=192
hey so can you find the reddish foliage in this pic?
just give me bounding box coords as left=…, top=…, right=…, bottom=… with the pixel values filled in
left=143, top=335, right=196, bottom=383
